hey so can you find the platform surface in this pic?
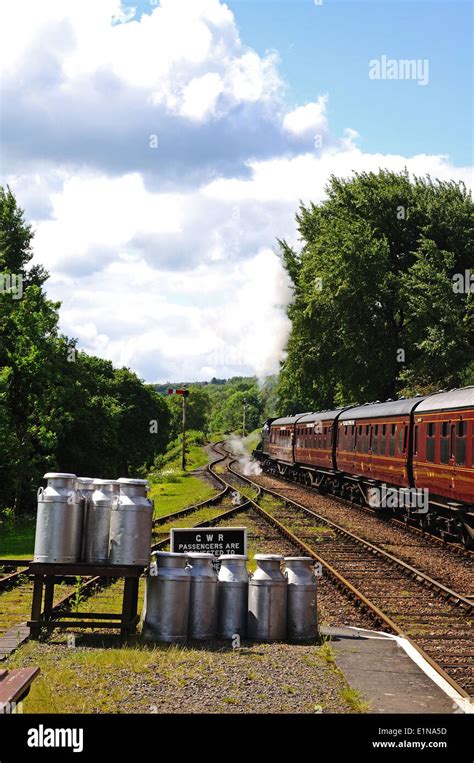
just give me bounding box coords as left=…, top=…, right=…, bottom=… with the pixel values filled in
left=321, top=626, right=465, bottom=714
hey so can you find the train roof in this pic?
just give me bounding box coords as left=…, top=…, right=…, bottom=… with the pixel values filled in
left=415, top=386, right=474, bottom=414
left=297, top=408, right=347, bottom=424
left=270, top=413, right=312, bottom=426
left=339, top=396, right=426, bottom=421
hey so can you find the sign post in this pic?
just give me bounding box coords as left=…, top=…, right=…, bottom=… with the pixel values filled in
left=167, top=388, right=190, bottom=471
left=182, top=392, right=186, bottom=471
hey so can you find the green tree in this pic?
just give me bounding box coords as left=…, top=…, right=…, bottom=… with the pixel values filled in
left=212, top=389, right=263, bottom=433
left=0, top=187, right=172, bottom=513
left=278, top=171, right=473, bottom=412
left=167, top=386, right=211, bottom=439
left=0, top=188, right=65, bottom=514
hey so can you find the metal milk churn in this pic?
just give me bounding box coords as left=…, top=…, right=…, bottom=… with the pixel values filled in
left=284, top=557, right=318, bottom=641
left=248, top=554, right=287, bottom=641
left=34, top=473, right=82, bottom=563
left=83, top=479, right=114, bottom=564
left=217, top=555, right=248, bottom=639
left=187, top=553, right=218, bottom=639
left=109, top=478, right=153, bottom=565
left=142, top=551, right=191, bottom=643
left=75, top=477, right=95, bottom=560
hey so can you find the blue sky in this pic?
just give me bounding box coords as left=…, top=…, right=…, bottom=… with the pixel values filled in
left=1, top=0, right=472, bottom=382
left=127, top=0, right=473, bottom=164
left=230, top=0, right=473, bottom=164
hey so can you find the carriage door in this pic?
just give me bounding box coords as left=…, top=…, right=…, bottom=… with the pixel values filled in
left=449, top=423, right=456, bottom=488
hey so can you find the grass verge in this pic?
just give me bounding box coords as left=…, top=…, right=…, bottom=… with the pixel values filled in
left=0, top=517, right=35, bottom=559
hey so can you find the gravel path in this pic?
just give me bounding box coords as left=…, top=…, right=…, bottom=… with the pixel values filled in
left=9, top=637, right=358, bottom=714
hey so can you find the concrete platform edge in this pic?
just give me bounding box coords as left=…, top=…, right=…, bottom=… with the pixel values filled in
left=326, top=625, right=473, bottom=714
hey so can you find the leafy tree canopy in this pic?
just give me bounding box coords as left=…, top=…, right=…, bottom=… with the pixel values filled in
left=278, top=170, right=473, bottom=412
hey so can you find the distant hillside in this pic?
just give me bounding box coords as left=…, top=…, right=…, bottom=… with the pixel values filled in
left=154, top=377, right=229, bottom=394
left=154, top=376, right=280, bottom=435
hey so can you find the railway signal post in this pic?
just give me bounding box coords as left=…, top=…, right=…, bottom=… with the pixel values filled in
left=167, top=387, right=190, bottom=470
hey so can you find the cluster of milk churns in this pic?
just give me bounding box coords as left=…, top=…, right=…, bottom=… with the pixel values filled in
left=33, top=472, right=153, bottom=566
left=142, top=552, right=318, bottom=643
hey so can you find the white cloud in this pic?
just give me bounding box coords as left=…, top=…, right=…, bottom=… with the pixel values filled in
left=180, top=72, right=224, bottom=121
left=51, top=249, right=292, bottom=382
left=283, top=95, right=328, bottom=138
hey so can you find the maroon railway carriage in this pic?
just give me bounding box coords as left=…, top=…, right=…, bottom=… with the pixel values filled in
left=293, top=409, right=347, bottom=486
left=260, top=387, right=474, bottom=546
left=413, top=388, right=474, bottom=508
left=268, top=410, right=347, bottom=484
left=267, top=414, right=306, bottom=470
left=336, top=397, right=426, bottom=492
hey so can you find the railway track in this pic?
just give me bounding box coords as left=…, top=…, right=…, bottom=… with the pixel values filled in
left=263, top=466, right=474, bottom=556
left=0, top=561, right=30, bottom=593
left=213, top=441, right=473, bottom=699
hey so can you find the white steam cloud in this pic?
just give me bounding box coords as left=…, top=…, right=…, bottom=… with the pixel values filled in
left=226, top=434, right=262, bottom=476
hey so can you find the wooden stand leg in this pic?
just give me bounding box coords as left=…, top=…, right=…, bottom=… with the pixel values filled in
left=30, top=575, right=44, bottom=639
left=129, top=578, right=139, bottom=635
left=43, top=576, right=55, bottom=626
left=121, top=577, right=138, bottom=641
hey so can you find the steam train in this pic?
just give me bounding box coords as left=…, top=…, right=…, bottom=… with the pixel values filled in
left=254, top=387, right=474, bottom=548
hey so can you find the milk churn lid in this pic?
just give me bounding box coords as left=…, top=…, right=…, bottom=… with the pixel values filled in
left=44, top=472, right=77, bottom=479
left=117, top=478, right=149, bottom=486
left=93, top=478, right=119, bottom=486
left=254, top=554, right=284, bottom=561
left=284, top=556, right=314, bottom=562
left=76, top=477, right=95, bottom=483
left=219, top=554, right=248, bottom=561
left=152, top=551, right=186, bottom=558
left=186, top=552, right=215, bottom=559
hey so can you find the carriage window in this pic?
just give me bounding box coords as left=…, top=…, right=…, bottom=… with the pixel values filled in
left=414, top=425, right=418, bottom=455
left=455, top=421, right=466, bottom=465
left=440, top=424, right=450, bottom=464
left=382, top=424, right=386, bottom=436
left=372, top=426, right=379, bottom=454
left=427, top=421, right=436, bottom=462
left=364, top=430, right=370, bottom=453
left=366, top=425, right=370, bottom=435
left=389, top=425, right=396, bottom=456
left=403, top=425, right=408, bottom=454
